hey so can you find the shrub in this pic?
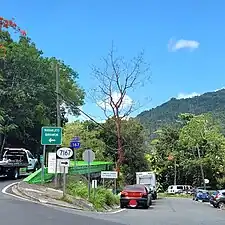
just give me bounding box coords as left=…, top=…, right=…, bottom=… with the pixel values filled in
left=66, top=176, right=119, bottom=211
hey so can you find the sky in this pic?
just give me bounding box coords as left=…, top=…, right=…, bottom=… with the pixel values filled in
left=2, top=0, right=225, bottom=122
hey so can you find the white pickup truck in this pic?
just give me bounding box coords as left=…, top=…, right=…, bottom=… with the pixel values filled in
left=0, top=148, right=39, bottom=179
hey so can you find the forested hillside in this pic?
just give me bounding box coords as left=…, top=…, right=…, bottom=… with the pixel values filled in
left=136, top=89, right=225, bottom=134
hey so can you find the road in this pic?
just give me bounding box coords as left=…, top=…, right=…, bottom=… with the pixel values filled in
left=0, top=178, right=225, bottom=225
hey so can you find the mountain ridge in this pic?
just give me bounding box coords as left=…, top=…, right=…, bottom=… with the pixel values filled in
left=136, top=88, right=225, bottom=133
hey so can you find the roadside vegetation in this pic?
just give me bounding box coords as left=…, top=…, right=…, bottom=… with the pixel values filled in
left=65, top=176, right=119, bottom=211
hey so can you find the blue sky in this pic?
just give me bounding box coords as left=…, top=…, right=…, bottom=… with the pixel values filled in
left=2, top=0, right=225, bottom=122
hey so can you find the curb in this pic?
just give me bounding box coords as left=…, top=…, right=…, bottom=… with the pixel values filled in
left=2, top=182, right=126, bottom=214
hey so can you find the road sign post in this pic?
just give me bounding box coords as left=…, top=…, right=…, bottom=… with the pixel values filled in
left=70, top=136, right=80, bottom=170
left=41, top=127, right=62, bottom=186
left=82, top=149, right=95, bottom=200
left=41, top=145, right=46, bottom=185
left=101, top=171, right=118, bottom=194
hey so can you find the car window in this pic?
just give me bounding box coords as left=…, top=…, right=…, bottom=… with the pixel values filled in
left=124, top=185, right=145, bottom=191
left=27, top=151, right=34, bottom=159
left=177, top=186, right=183, bottom=189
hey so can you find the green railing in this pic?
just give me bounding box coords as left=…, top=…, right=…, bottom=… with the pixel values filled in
left=24, top=161, right=113, bottom=184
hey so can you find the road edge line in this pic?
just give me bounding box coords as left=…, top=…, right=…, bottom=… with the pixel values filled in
left=2, top=182, right=37, bottom=203
left=2, top=182, right=126, bottom=214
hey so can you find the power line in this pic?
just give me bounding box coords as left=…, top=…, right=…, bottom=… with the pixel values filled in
left=56, top=91, right=127, bottom=152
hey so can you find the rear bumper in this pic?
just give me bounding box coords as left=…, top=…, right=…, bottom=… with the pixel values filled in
left=120, top=198, right=148, bottom=206
left=210, top=199, right=218, bottom=207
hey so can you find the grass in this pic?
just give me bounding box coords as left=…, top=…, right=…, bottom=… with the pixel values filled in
left=66, top=177, right=119, bottom=211
left=158, top=192, right=192, bottom=198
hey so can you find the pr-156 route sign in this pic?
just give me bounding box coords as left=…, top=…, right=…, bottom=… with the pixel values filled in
left=41, top=127, right=62, bottom=145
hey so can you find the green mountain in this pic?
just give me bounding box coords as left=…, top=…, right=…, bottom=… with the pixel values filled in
left=136, top=89, right=225, bottom=133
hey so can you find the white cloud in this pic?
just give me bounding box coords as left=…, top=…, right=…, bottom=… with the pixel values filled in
left=176, top=92, right=200, bottom=99
left=168, top=38, right=200, bottom=52
left=214, top=87, right=225, bottom=92
left=97, top=91, right=133, bottom=111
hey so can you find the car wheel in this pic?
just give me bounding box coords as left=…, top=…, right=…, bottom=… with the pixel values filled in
left=33, top=164, right=39, bottom=172
left=218, top=202, right=225, bottom=210
left=120, top=203, right=125, bottom=209
left=9, top=168, right=19, bottom=180
left=143, top=202, right=149, bottom=209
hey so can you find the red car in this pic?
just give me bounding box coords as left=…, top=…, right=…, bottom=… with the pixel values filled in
left=120, top=184, right=152, bottom=209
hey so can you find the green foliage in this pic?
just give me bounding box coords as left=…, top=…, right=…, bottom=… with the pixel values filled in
left=100, top=118, right=149, bottom=185
left=0, top=32, right=85, bottom=153
left=137, top=89, right=225, bottom=134
left=150, top=113, right=225, bottom=190
left=66, top=176, right=119, bottom=211
left=62, top=121, right=106, bottom=160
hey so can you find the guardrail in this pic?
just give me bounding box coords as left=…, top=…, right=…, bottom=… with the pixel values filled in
left=24, top=161, right=113, bottom=184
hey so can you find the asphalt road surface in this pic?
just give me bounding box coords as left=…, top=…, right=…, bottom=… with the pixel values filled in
left=1, top=178, right=225, bottom=225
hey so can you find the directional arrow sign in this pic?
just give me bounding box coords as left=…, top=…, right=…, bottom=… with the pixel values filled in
left=59, top=159, right=70, bottom=167
left=41, top=127, right=62, bottom=145
left=49, top=138, right=56, bottom=143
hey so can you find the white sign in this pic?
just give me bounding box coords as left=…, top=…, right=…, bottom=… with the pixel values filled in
left=101, top=171, right=118, bottom=179
left=47, top=153, right=56, bottom=174
left=92, top=180, right=97, bottom=188
left=59, top=159, right=70, bottom=167
left=57, top=147, right=73, bottom=159
left=204, top=178, right=209, bottom=184
left=56, top=159, right=69, bottom=174
left=82, top=149, right=95, bottom=163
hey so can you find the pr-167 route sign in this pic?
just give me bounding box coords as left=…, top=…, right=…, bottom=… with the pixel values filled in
left=41, top=127, right=62, bottom=145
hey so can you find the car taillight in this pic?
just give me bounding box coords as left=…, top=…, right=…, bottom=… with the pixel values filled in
left=142, top=192, right=148, bottom=198
left=121, top=191, right=128, bottom=197
left=215, top=193, right=220, bottom=199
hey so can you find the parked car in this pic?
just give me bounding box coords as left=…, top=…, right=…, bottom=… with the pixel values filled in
left=120, top=184, right=152, bottom=209
left=167, top=185, right=193, bottom=194
left=209, top=190, right=225, bottom=209
left=192, top=189, right=210, bottom=202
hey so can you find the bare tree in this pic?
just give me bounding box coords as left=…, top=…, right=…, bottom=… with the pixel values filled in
left=91, top=45, right=151, bottom=171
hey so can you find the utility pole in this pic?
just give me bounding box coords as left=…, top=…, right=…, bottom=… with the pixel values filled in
left=174, top=159, right=177, bottom=185
left=196, top=144, right=206, bottom=189
left=54, top=62, right=60, bottom=187
left=56, top=63, right=60, bottom=128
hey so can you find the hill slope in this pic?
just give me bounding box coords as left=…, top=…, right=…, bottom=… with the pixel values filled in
left=136, top=89, right=225, bottom=133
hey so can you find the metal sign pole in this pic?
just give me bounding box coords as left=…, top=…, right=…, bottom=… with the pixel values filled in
left=114, top=178, right=117, bottom=195
left=54, top=158, right=58, bottom=187
left=73, top=147, right=77, bottom=170
left=63, top=166, right=66, bottom=197
left=41, top=145, right=46, bottom=185
left=94, top=180, right=96, bottom=200
left=88, top=150, right=91, bottom=200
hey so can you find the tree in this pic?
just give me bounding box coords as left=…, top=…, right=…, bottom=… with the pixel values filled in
left=0, top=30, right=85, bottom=153
left=179, top=113, right=225, bottom=188
left=149, top=125, right=181, bottom=190
left=100, top=118, right=149, bottom=184
left=0, top=16, right=26, bottom=58
left=63, top=121, right=106, bottom=160
left=91, top=45, right=150, bottom=170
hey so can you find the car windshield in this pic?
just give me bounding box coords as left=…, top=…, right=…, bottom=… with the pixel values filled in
left=124, top=185, right=145, bottom=191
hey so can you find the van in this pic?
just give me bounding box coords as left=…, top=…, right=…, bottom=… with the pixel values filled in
left=167, top=185, right=192, bottom=194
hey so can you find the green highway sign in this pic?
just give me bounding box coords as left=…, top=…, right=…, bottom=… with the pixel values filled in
left=41, top=127, right=62, bottom=145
